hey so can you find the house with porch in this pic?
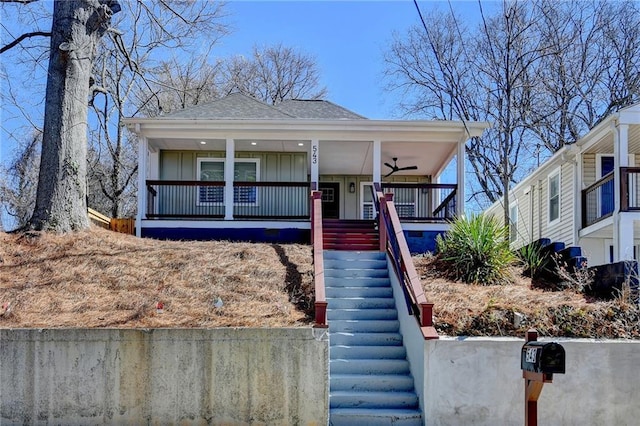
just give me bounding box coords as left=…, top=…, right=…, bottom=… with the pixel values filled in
left=124, top=93, right=490, bottom=424
left=485, top=103, right=640, bottom=267
left=124, top=93, right=489, bottom=252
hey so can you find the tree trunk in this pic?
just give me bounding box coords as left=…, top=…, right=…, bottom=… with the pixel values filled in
left=29, top=0, right=119, bottom=232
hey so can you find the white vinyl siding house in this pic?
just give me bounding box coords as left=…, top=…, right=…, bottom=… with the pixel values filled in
left=548, top=167, right=561, bottom=224
left=484, top=103, right=640, bottom=267
left=509, top=201, right=518, bottom=243
left=489, top=161, right=575, bottom=250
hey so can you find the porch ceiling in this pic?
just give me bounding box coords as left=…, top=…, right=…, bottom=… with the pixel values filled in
left=135, top=118, right=490, bottom=178
left=147, top=138, right=458, bottom=177
left=581, top=123, right=640, bottom=154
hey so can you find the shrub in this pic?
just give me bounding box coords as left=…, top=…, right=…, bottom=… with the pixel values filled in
left=436, top=214, right=515, bottom=285
left=517, top=242, right=546, bottom=278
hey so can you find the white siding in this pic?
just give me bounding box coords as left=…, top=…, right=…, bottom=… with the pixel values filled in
left=484, top=160, right=575, bottom=249
left=582, top=153, right=596, bottom=187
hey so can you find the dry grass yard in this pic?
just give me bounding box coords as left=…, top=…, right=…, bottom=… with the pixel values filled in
left=1, top=227, right=638, bottom=338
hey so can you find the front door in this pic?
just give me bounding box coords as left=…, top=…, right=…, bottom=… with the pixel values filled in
left=319, top=182, right=340, bottom=219
left=600, top=156, right=615, bottom=217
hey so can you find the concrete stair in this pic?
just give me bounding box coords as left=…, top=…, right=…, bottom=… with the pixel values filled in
left=325, top=250, right=422, bottom=426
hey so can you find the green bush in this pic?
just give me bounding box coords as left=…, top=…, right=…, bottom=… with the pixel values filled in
left=517, top=242, right=546, bottom=278
left=436, top=214, right=515, bottom=285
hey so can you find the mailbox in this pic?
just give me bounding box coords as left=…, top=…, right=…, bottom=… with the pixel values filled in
left=521, top=341, right=565, bottom=375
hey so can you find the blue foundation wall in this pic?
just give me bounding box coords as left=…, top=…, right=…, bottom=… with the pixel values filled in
left=142, top=227, right=443, bottom=252
left=142, top=227, right=310, bottom=244
left=403, top=230, right=446, bottom=254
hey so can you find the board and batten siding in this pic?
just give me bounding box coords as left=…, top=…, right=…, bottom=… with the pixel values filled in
left=159, top=151, right=308, bottom=181
left=155, top=151, right=309, bottom=218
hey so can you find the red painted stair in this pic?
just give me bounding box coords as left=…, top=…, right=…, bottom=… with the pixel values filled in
left=323, top=219, right=379, bottom=251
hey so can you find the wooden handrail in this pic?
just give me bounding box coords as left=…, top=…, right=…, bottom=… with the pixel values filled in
left=375, top=186, right=438, bottom=340
left=381, top=182, right=457, bottom=190
left=311, top=191, right=327, bottom=328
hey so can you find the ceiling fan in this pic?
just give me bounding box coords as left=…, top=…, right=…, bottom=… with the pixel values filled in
left=384, top=157, right=418, bottom=177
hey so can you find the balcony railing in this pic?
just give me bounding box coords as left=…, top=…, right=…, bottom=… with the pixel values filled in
left=582, top=167, right=640, bottom=228
left=380, top=183, right=457, bottom=221
left=146, top=180, right=311, bottom=219
left=620, top=167, right=640, bottom=211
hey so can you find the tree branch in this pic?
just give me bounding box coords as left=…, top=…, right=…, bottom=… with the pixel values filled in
left=0, top=31, right=51, bottom=54
left=0, top=0, right=41, bottom=4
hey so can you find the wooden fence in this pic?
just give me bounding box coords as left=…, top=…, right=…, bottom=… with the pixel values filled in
left=88, top=208, right=135, bottom=235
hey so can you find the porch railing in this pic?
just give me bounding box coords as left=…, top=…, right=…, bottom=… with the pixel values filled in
left=145, top=180, right=311, bottom=219
left=374, top=184, right=438, bottom=340
left=380, top=183, right=457, bottom=221
left=582, top=167, right=640, bottom=228
left=582, top=172, right=614, bottom=228
left=620, top=167, right=640, bottom=211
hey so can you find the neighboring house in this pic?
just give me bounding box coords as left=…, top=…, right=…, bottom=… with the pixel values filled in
left=485, top=103, right=640, bottom=266
left=124, top=93, right=489, bottom=252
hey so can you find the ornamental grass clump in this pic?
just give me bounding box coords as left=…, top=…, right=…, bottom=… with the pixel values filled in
left=436, top=214, right=516, bottom=285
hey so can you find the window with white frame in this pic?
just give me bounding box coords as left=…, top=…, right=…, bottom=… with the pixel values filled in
left=548, top=168, right=560, bottom=223
left=509, top=202, right=518, bottom=243
left=197, top=158, right=260, bottom=205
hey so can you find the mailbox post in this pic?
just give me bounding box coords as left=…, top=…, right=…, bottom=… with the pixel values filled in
left=521, top=329, right=565, bottom=426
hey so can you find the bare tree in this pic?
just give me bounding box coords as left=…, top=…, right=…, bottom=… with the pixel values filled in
left=385, top=0, right=640, bottom=223
left=24, top=0, right=122, bottom=232
left=135, top=54, right=224, bottom=117
left=529, top=0, right=640, bottom=153
left=386, top=2, right=544, bottom=226
left=135, top=43, right=328, bottom=116
left=86, top=1, right=227, bottom=218
left=223, top=44, right=327, bottom=105
left=0, top=131, right=41, bottom=228
left=1, top=0, right=228, bottom=230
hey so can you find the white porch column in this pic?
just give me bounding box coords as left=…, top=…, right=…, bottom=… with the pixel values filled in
left=136, top=136, right=148, bottom=237
left=615, top=214, right=635, bottom=261
left=613, top=123, right=631, bottom=261
left=224, top=138, right=235, bottom=220
left=613, top=123, right=630, bottom=213
left=373, top=140, right=381, bottom=185
left=310, top=139, right=319, bottom=189
left=456, top=139, right=466, bottom=217
left=574, top=151, right=583, bottom=247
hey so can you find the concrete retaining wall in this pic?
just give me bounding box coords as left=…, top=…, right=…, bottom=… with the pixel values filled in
left=423, top=337, right=640, bottom=426
left=2, top=326, right=638, bottom=425
left=0, top=328, right=328, bottom=425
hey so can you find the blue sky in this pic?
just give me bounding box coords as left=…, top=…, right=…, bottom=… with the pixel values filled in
left=1, top=1, right=489, bottom=162
left=217, top=0, right=485, bottom=119
left=218, top=0, right=419, bottom=119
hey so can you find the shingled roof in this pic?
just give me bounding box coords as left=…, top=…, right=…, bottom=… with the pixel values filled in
left=156, top=92, right=367, bottom=120
left=276, top=99, right=367, bottom=119
left=158, top=93, right=295, bottom=120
